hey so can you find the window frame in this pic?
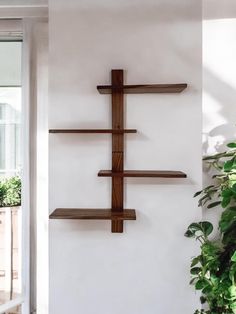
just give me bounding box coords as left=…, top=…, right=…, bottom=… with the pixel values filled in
left=0, top=19, right=29, bottom=314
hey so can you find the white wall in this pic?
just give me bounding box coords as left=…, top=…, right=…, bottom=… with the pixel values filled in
left=48, top=1, right=202, bottom=313
left=203, top=0, right=236, bottom=226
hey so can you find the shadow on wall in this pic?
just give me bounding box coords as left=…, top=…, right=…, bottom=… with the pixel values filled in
left=203, top=0, right=236, bottom=144
left=203, top=67, right=236, bottom=155
left=158, top=5, right=236, bottom=157
left=203, top=0, right=236, bottom=154
left=203, top=0, right=236, bottom=20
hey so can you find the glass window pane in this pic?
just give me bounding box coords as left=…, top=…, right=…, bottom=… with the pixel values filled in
left=0, top=88, right=21, bottom=176
left=0, top=42, right=21, bottom=87
left=0, top=41, right=22, bottom=312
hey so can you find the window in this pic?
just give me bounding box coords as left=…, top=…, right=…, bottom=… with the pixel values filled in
left=0, top=38, right=23, bottom=314
left=0, top=18, right=49, bottom=314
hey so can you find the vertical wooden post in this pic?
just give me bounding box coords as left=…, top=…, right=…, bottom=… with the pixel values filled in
left=111, top=70, right=124, bottom=233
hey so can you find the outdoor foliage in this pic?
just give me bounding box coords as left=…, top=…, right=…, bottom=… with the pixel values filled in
left=185, top=141, right=236, bottom=314
left=0, top=176, right=21, bottom=207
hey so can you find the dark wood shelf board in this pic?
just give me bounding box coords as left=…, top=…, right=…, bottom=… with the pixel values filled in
left=49, top=129, right=137, bottom=134
left=98, top=170, right=187, bottom=178
left=49, top=208, right=136, bottom=220
left=97, top=84, right=187, bottom=94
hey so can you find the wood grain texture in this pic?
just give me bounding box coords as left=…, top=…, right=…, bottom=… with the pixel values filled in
left=98, top=170, right=187, bottom=178
left=112, top=71, right=124, bottom=153
left=49, top=129, right=137, bottom=134
left=112, top=177, right=124, bottom=210
left=111, top=70, right=124, bottom=232
left=97, top=84, right=187, bottom=94
left=112, top=152, right=123, bottom=171
left=49, top=208, right=136, bottom=220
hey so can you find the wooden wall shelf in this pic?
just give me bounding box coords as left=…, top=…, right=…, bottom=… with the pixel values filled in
left=49, top=129, right=137, bottom=134
left=50, top=208, right=136, bottom=220
left=49, top=69, right=188, bottom=233
left=97, top=84, right=187, bottom=94
left=98, top=170, right=187, bottom=178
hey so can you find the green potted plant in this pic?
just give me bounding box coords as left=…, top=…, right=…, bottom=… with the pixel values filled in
left=185, top=141, right=236, bottom=314
left=0, top=176, right=21, bottom=208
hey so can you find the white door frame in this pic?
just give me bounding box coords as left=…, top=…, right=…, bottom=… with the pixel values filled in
left=23, top=18, right=49, bottom=314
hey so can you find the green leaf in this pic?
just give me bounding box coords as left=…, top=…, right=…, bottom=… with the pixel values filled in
left=222, top=225, right=236, bottom=244
left=205, top=185, right=215, bottom=191
left=207, top=201, right=221, bottom=209
left=184, top=229, right=195, bottom=238
left=202, top=285, right=212, bottom=294
left=198, top=195, right=210, bottom=207
left=224, top=160, right=234, bottom=172
left=219, top=208, right=236, bottom=232
left=221, top=196, right=231, bottom=208
left=227, top=143, right=236, bottom=148
left=190, top=267, right=202, bottom=275
left=200, top=296, right=206, bottom=304
left=199, top=221, right=214, bottom=237
left=194, top=190, right=202, bottom=198
left=189, top=277, right=198, bottom=285
left=185, top=221, right=213, bottom=239
left=230, top=302, right=236, bottom=313
left=229, top=285, right=236, bottom=296
left=222, top=188, right=233, bottom=197
left=227, top=206, right=236, bottom=211
left=232, top=184, right=236, bottom=193
left=195, top=279, right=208, bottom=290
left=191, top=257, right=200, bottom=267
left=185, top=223, right=201, bottom=238
left=231, top=251, right=236, bottom=262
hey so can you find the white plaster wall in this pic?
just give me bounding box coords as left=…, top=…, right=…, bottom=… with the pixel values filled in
left=48, top=1, right=202, bottom=313
left=203, top=0, right=236, bottom=226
